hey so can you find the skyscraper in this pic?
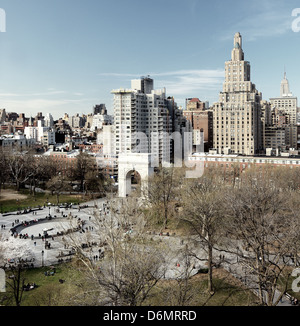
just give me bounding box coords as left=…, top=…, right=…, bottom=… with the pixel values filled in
left=213, top=32, right=263, bottom=155
left=270, top=72, right=298, bottom=126
left=111, top=77, right=187, bottom=164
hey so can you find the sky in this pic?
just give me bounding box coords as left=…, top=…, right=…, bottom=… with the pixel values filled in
left=0, top=0, right=299, bottom=120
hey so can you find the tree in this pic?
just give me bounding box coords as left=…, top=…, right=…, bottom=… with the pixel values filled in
left=63, top=197, right=168, bottom=306
left=28, top=155, right=58, bottom=195
left=0, top=148, right=9, bottom=193
left=71, top=152, right=97, bottom=192
left=84, top=171, right=111, bottom=197
left=161, top=244, right=200, bottom=306
left=223, top=166, right=296, bottom=306
left=287, top=194, right=300, bottom=268
left=180, top=170, right=226, bottom=294
left=0, top=235, right=36, bottom=306
left=145, top=167, right=184, bottom=230
left=46, top=175, right=72, bottom=204
left=6, top=150, right=34, bottom=191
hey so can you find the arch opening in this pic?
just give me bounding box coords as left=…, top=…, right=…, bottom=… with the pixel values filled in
left=118, top=153, right=154, bottom=198
left=125, top=169, right=141, bottom=197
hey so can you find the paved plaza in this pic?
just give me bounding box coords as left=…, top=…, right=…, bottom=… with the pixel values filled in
left=0, top=195, right=294, bottom=306
left=0, top=196, right=197, bottom=273
left=0, top=197, right=109, bottom=267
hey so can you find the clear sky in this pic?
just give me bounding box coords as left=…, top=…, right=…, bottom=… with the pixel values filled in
left=0, top=0, right=299, bottom=119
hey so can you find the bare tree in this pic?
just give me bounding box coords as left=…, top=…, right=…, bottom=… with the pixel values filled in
left=28, top=155, right=58, bottom=195
left=161, top=245, right=200, bottom=306
left=145, top=166, right=184, bottom=230
left=71, top=152, right=98, bottom=192
left=288, top=193, right=300, bottom=268
left=6, top=149, right=35, bottom=191
left=223, top=166, right=296, bottom=306
left=46, top=175, right=72, bottom=204
left=0, top=235, right=36, bottom=306
left=0, top=148, right=9, bottom=194
left=180, top=170, right=226, bottom=294
left=84, top=170, right=111, bottom=198
left=62, top=197, right=169, bottom=306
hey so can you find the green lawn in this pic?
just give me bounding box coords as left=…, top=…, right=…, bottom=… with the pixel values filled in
left=278, top=268, right=300, bottom=302
left=4, top=261, right=299, bottom=306
left=144, top=270, right=259, bottom=307
left=0, top=264, right=260, bottom=306
left=0, top=189, right=89, bottom=213
left=0, top=263, right=82, bottom=306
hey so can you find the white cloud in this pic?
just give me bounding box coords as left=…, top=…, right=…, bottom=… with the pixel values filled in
left=99, top=69, right=224, bottom=101
left=1, top=69, right=225, bottom=117
left=153, top=69, right=224, bottom=96
left=220, top=1, right=294, bottom=41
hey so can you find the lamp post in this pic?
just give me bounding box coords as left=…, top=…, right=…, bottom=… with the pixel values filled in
left=41, top=250, right=44, bottom=267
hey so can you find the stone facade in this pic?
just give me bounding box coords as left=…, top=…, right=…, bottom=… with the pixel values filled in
left=213, top=33, right=263, bottom=156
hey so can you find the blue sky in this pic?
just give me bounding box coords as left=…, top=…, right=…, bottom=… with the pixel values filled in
left=0, top=0, right=299, bottom=119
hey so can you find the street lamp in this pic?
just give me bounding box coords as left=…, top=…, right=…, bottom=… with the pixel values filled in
left=41, top=250, right=44, bottom=267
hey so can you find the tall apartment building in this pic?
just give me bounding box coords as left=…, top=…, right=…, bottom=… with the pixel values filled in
left=213, top=32, right=263, bottom=156
left=263, top=74, right=298, bottom=151
left=111, top=77, right=187, bottom=164
left=93, top=104, right=107, bottom=115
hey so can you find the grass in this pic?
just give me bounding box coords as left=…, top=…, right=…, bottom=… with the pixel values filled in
left=144, top=269, right=259, bottom=307
left=278, top=267, right=300, bottom=302
left=0, top=190, right=297, bottom=306
left=0, top=188, right=90, bottom=213
left=0, top=264, right=260, bottom=306
left=0, top=263, right=82, bottom=306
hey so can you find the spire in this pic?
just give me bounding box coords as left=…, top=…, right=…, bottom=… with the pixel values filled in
left=231, top=32, right=244, bottom=61
left=234, top=32, right=242, bottom=48
left=280, top=70, right=292, bottom=97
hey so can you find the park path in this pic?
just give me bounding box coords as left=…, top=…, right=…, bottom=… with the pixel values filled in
left=0, top=196, right=295, bottom=306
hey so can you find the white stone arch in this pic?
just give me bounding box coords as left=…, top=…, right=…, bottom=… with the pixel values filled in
left=118, top=153, right=154, bottom=198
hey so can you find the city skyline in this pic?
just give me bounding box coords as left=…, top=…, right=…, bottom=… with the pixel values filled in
left=0, top=0, right=299, bottom=120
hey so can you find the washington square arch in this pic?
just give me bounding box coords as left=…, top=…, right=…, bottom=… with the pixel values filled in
left=118, top=153, right=154, bottom=198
